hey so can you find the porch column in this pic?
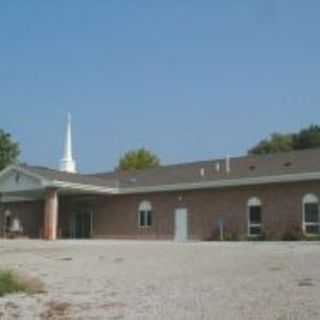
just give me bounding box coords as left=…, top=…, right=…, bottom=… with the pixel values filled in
left=44, top=188, right=59, bottom=240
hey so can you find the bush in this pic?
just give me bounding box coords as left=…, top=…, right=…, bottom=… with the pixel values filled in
left=0, top=270, right=46, bottom=297
left=223, top=232, right=238, bottom=241
left=303, top=234, right=320, bottom=241
left=281, top=230, right=301, bottom=241
left=247, top=235, right=266, bottom=241
left=0, top=271, right=26, bottom=297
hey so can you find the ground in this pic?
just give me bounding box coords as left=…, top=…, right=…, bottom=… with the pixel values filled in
left=0, top=241, right=319, bottom=320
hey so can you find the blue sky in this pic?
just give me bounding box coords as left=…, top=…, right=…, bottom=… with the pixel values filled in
left=1, top=1, right=320, bottom=172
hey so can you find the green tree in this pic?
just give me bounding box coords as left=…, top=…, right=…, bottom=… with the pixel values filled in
left=248, top=133, right=293, bottom=155
left=248, top=124, right=320, bottom=155
left=0, top=129, right=20, bottom=171
left=118, top=148, right=160, bottom=171
left=292, top=124, right=320, bottom=150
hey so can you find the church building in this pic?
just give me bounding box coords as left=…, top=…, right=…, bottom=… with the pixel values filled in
left=1, top=116, right=320, bottom=241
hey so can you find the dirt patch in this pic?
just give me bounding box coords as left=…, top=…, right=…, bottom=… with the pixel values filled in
left=40, top=301, right=73, bottom=320
left=0, top=302, right=21, bottom=319
left=99, top=302, right=127, bottom=311
left=16, top=273, right=47, bottom=295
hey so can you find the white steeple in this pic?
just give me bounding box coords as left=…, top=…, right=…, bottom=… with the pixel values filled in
left=60, top=113, right=77, bottom=173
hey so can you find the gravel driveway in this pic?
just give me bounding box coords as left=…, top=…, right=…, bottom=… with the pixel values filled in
left=0, top=240, right=319, bottom=320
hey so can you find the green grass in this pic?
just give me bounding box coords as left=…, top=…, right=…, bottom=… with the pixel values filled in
left=303, top=234, right=320, bottom=241
left=0, top=270, right=46, bottom=297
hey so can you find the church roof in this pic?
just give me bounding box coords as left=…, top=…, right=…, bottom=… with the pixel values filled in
left=22, top=165, right=119, bottom=188
left=92, top=148, right=320, bottom=189
left=17, top=148, right=320, bottom=193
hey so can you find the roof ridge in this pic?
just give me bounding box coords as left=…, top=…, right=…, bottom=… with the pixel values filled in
left=91, top=147, right=320, bottom=177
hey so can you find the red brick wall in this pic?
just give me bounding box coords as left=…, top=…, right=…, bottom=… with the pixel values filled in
left=1, top=180, right=320, bottom=240
left=92, top=180, right=320, bottom=240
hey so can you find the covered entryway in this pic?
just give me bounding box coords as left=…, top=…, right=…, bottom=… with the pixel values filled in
left=0, top=165, right=59, bottom=240
left=0, top=165, right=114, bottom=240
left=174, top=208, right=188, bottom=241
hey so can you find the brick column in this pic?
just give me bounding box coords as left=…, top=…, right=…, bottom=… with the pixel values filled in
left=44, top=188, right=59, bottom=240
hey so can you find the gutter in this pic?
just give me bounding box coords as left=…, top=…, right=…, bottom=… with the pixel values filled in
left=116, top=172, right=320, bottom=194
left=51, top=180, right=117, bottom=194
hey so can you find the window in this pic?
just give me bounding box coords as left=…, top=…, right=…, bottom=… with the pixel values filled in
left=138, top=201, right=152, bottom=227
left=303, top=194, right=320, bottom=235
left=248, top=198, right=262, bottom=236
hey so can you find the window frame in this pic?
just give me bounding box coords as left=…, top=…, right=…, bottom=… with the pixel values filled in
left=303, top=194, right=320, bottom=235
left=138, top=201, right=153, bottom=228
left=247, top=197, right=263, bottom=237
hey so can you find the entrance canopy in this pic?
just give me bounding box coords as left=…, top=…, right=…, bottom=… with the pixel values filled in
left=0, top=165, right=117, bottom=240
left=0, top=165, right=117, bottom=202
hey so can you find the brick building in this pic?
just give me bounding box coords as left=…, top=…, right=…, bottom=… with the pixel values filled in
left=0, top=117, right=320, bottom=241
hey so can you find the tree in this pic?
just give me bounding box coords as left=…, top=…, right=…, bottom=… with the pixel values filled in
left=0, top=129, right=20, bottom=171
left=248, top=124, right=320, bottom=155
left=118, top=148, right=160, bottom=171
left=292, top=124, right=320, bottom=150
left=248, top=133, right=293, bottom=155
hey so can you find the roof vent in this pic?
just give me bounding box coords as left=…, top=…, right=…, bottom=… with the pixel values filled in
left=284, top=161, right=292, bottom=168
left=200, top=168, right=205, bottom=177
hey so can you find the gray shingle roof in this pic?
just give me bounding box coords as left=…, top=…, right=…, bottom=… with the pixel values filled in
left=23, top=148, right=320, bottom=191
left=92, top=148, right=320, bottom=189
left=23, top=165, right=118, bottom=188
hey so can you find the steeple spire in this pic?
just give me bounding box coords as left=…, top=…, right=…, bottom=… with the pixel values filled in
left=60, top=113, right=77, bottom=173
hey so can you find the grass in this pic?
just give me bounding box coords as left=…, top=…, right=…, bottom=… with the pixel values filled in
left=0, top=270, right=46, bottom=297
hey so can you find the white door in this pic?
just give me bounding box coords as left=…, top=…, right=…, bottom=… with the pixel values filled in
left=175, top=209, right=188, bottom=241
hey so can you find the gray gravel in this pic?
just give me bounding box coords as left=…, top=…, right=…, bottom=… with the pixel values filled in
left=0, top=240, right=320, bottom=319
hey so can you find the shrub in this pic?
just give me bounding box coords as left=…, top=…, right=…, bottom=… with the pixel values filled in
left=245, top=231, right=267, bottom=241
left=238, top=234, right=250, bottom=241
left=223, top=232, right=238, bottom=241
left=282, top=228, right=302, bottom=241
left=0, top=270, right=46, bottom=297
left=303, top=234, right=320, bottom=241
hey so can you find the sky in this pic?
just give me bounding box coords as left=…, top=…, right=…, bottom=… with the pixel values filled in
left=1, top=1, right=320, bottom=173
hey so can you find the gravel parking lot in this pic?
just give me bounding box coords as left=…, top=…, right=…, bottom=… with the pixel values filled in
left=0, top=240, right=319, bottom=320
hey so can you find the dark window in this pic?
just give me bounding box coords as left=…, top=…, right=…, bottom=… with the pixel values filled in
left=304, top=200, right=319, bottom=235
left=249, top=206, right=262, bottom=224
left=249, top=226, right=262, bottom=236
left=139, top=211, right=145, bottom=226
left=139, top=210, right=152, bottom=227
left=304, top=203, right=319, bottom=223
left=248, top=203, right=262, bottom=236
left=146, top=210, right=152, bottom=226
left=305, top=225, right=319, bottom=234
